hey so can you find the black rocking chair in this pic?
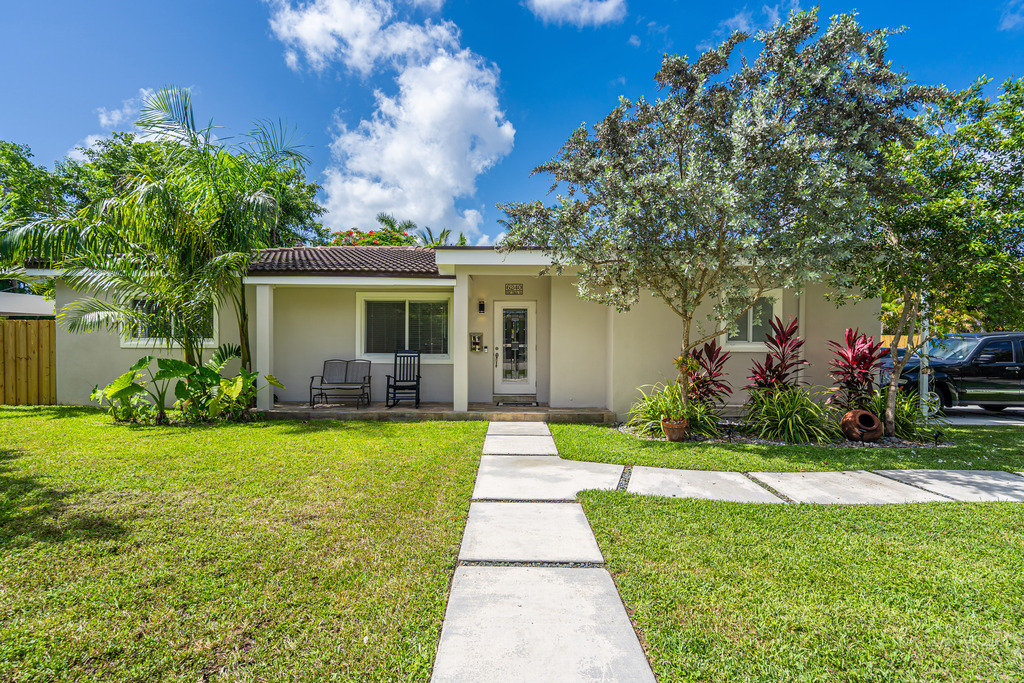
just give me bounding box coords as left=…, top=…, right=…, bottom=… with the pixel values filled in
left=310, top=359, right=372, bottom=408
left=385, top=350, right=421, bottom=408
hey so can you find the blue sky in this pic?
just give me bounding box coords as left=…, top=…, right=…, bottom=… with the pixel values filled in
left=2, top=1, right=1022, bottom=244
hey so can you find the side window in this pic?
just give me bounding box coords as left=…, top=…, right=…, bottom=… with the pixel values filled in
left=979, top=340, right=1015, bottom=364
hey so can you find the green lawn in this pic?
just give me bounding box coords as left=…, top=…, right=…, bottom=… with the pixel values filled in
left=581, top=492, right=1024, bottom=682
left=552, top=423, right=1024, bottom=472
left=0, top=407, right=485, bottom=682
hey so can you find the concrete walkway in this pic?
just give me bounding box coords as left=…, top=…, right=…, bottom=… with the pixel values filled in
left=432, top=422, right=1024, bottom=681
left=432, top=422, right=653, bottom=683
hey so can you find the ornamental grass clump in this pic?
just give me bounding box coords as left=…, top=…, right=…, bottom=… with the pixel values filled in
left=866, top=388, right=947, bottom=441
left=743, top=386, right=840, bottom=444
left=828, top=328, right=886, bottom=410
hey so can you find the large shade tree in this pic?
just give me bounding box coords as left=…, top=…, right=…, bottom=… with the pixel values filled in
left=861, top=77, right=1024, bottom=435
left=499, top=9, right=941, bottom=404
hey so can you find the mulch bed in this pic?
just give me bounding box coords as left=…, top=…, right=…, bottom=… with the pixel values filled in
left=616, top=423, right=953, bottom=449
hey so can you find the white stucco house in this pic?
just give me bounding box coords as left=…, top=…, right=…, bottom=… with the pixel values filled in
left=38, top=245, right=879, bottom=419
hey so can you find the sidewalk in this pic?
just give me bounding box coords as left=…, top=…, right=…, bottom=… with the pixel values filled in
left=431, top=422, right=1024, bottom=682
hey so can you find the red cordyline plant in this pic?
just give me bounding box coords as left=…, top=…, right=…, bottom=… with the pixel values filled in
left=747, top=316, right=809, bottom=392
left=676, top=339, right=732, bottom=406
left=828, top=328, right=886, bottom=411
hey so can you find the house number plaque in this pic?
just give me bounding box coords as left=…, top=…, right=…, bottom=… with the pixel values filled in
left=505, top=283, right=524, bottom=296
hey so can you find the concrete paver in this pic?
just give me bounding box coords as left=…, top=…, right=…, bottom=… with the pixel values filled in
left=473, top=456, right=623, bottom=500
left=627, top=467, right=784, bottom=503
left=459, top=502, right=604, bottom=563
left=875, top=469, right=1024, bottom=502
left=749, top=470, right=947, bottom=504
left=487, top=421, right=552, bottom=436
left=431, top=566, right=655, bottom=683
left=483, top=434, right=559, bottom=455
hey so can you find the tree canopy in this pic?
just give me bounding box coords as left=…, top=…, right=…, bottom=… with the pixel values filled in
left=859, top=77, right=1024, bottom=434
left=499, top=9, right=942, bottom=402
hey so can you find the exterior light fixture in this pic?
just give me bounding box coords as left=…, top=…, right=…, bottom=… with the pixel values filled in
left=478, top=300, right=486, bottom=314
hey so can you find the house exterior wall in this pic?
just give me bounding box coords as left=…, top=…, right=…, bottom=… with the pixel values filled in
left=53, top=282, right=240, bottom=406
left=269, top=285, right=455, bottom=404
left=51, top=273, right=880, bottom=415
left=549, top=276, right=608, bottom=408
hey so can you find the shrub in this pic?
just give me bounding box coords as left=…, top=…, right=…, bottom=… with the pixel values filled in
left=865, top=389, right=947, bottom=440
left=747, top=316, right=808, bottom=391
left=685, top=339, right=733, bottom=406
left=828, top=328, right=885, bottom=410
left=627, top=381, right=721, bottom=438
left=92, top=350, right=283, bottom=424
left=743, top=387, right=840, bottom=444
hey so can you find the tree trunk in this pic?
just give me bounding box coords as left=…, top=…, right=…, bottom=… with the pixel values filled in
left=679, top=315, right=693, bottom=406
left=236, top=276, right=252, bottom=371
left=884, top=289, right=917, bottom=437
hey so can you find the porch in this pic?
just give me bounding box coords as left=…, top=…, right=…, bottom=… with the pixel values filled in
left=263, top=401, right=615, bottom=424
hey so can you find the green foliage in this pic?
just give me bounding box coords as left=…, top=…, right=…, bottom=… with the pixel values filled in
left=865, top=389, right=947, bottom=441
left=89, top=362, right=153, bottom=423
left=743, top=387, right=840, bottom=444
left=862, top=78, right=1024, bottom=435
left=499, top=9, right=941, bottom=405
left=92, top=351, right=282, bottom=424
left=627, top=381, right=721, bottom=438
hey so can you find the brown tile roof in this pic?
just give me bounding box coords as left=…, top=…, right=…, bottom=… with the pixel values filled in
left=248, top=246, right=446, bottom=278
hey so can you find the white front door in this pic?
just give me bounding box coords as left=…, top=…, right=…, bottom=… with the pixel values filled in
left=493, top=301, right=536, bottom=395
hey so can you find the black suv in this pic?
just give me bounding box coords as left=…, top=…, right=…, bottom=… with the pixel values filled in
left=880, top=332, right=1024, bottom=411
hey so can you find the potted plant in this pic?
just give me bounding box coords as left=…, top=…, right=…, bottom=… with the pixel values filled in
left=661, top=356, right=699, bottom=441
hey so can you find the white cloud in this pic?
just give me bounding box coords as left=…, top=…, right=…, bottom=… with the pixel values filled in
left=524, top=0, right=627, bottom=27
left=1001, top=0, right=1024, bottom=30
left=698, top=3, right=799, bottom=51
left=627, top=34, right=641, bottom=47
left=267, top=0, right=516, bottom=239
left=267, top=0, right=457, bottom=75
left=96, top=88, right=154, bottom=129
left=324, top=50, right=514, bottom=236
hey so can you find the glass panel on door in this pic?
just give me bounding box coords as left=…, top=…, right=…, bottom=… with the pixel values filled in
left=502, top=308, right=528, bottom=382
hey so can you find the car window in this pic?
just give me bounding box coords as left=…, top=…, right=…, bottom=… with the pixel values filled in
left=979, top=340, right=1015, bottom=364
left=929, top=337, right=980, bottom=361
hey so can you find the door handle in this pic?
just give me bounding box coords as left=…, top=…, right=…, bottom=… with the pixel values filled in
left=494, top=350, right=499, bottom=368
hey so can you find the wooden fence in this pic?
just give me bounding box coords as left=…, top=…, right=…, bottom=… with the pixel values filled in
left=879, top=334, right=921, bottom=348
left=0, top=319, right=57, bottom=405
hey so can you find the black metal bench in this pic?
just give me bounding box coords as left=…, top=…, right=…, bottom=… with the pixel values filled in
left=310, top=359, right=371, bottom=408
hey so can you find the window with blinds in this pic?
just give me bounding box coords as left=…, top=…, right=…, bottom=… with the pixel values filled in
left=124, top=300, right=214, bottom=342
left=364, top=298, right=450, bottom=356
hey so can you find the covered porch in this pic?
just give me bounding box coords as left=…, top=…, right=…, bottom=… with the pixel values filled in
left=264, top=401, right=614, bottom=423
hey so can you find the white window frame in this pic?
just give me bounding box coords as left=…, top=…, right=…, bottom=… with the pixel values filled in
left=355, top=291, right=454, bottom=364
left=119, top=303, right=219, bottom=350
left=720, top=288, right=783, bottom=351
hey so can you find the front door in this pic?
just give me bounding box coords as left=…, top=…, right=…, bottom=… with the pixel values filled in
left=494, top=301, right=537, bottom=395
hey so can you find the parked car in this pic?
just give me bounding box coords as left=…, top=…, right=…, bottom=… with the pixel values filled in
left=880, top=332, right=1024, bottom=411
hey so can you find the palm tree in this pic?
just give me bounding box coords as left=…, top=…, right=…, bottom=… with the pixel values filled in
left=416, top=225, right=469, bottom=247
left=135, top=87, right=310, bottom=370
left=0, top=87, right=309, bottom=369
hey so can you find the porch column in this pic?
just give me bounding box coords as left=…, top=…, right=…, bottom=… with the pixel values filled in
left=453, top=271, right=469, bottom=412
left=255, top=284, right=275, bottom=411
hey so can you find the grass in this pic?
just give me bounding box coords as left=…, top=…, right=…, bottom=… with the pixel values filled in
left=552, top=423, right=1024, bottom=472
left=581, top=491, right=1024, bottom=682
left=0, top=406, right=485, bottom=682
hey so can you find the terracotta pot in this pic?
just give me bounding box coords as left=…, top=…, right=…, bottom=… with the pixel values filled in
left=840, top=409, right=883, bottom=442
left=661, top=418, right=689, bottom=442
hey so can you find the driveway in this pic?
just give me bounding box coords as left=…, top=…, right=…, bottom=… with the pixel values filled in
left=942, top=407, right=1024, bottom=427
